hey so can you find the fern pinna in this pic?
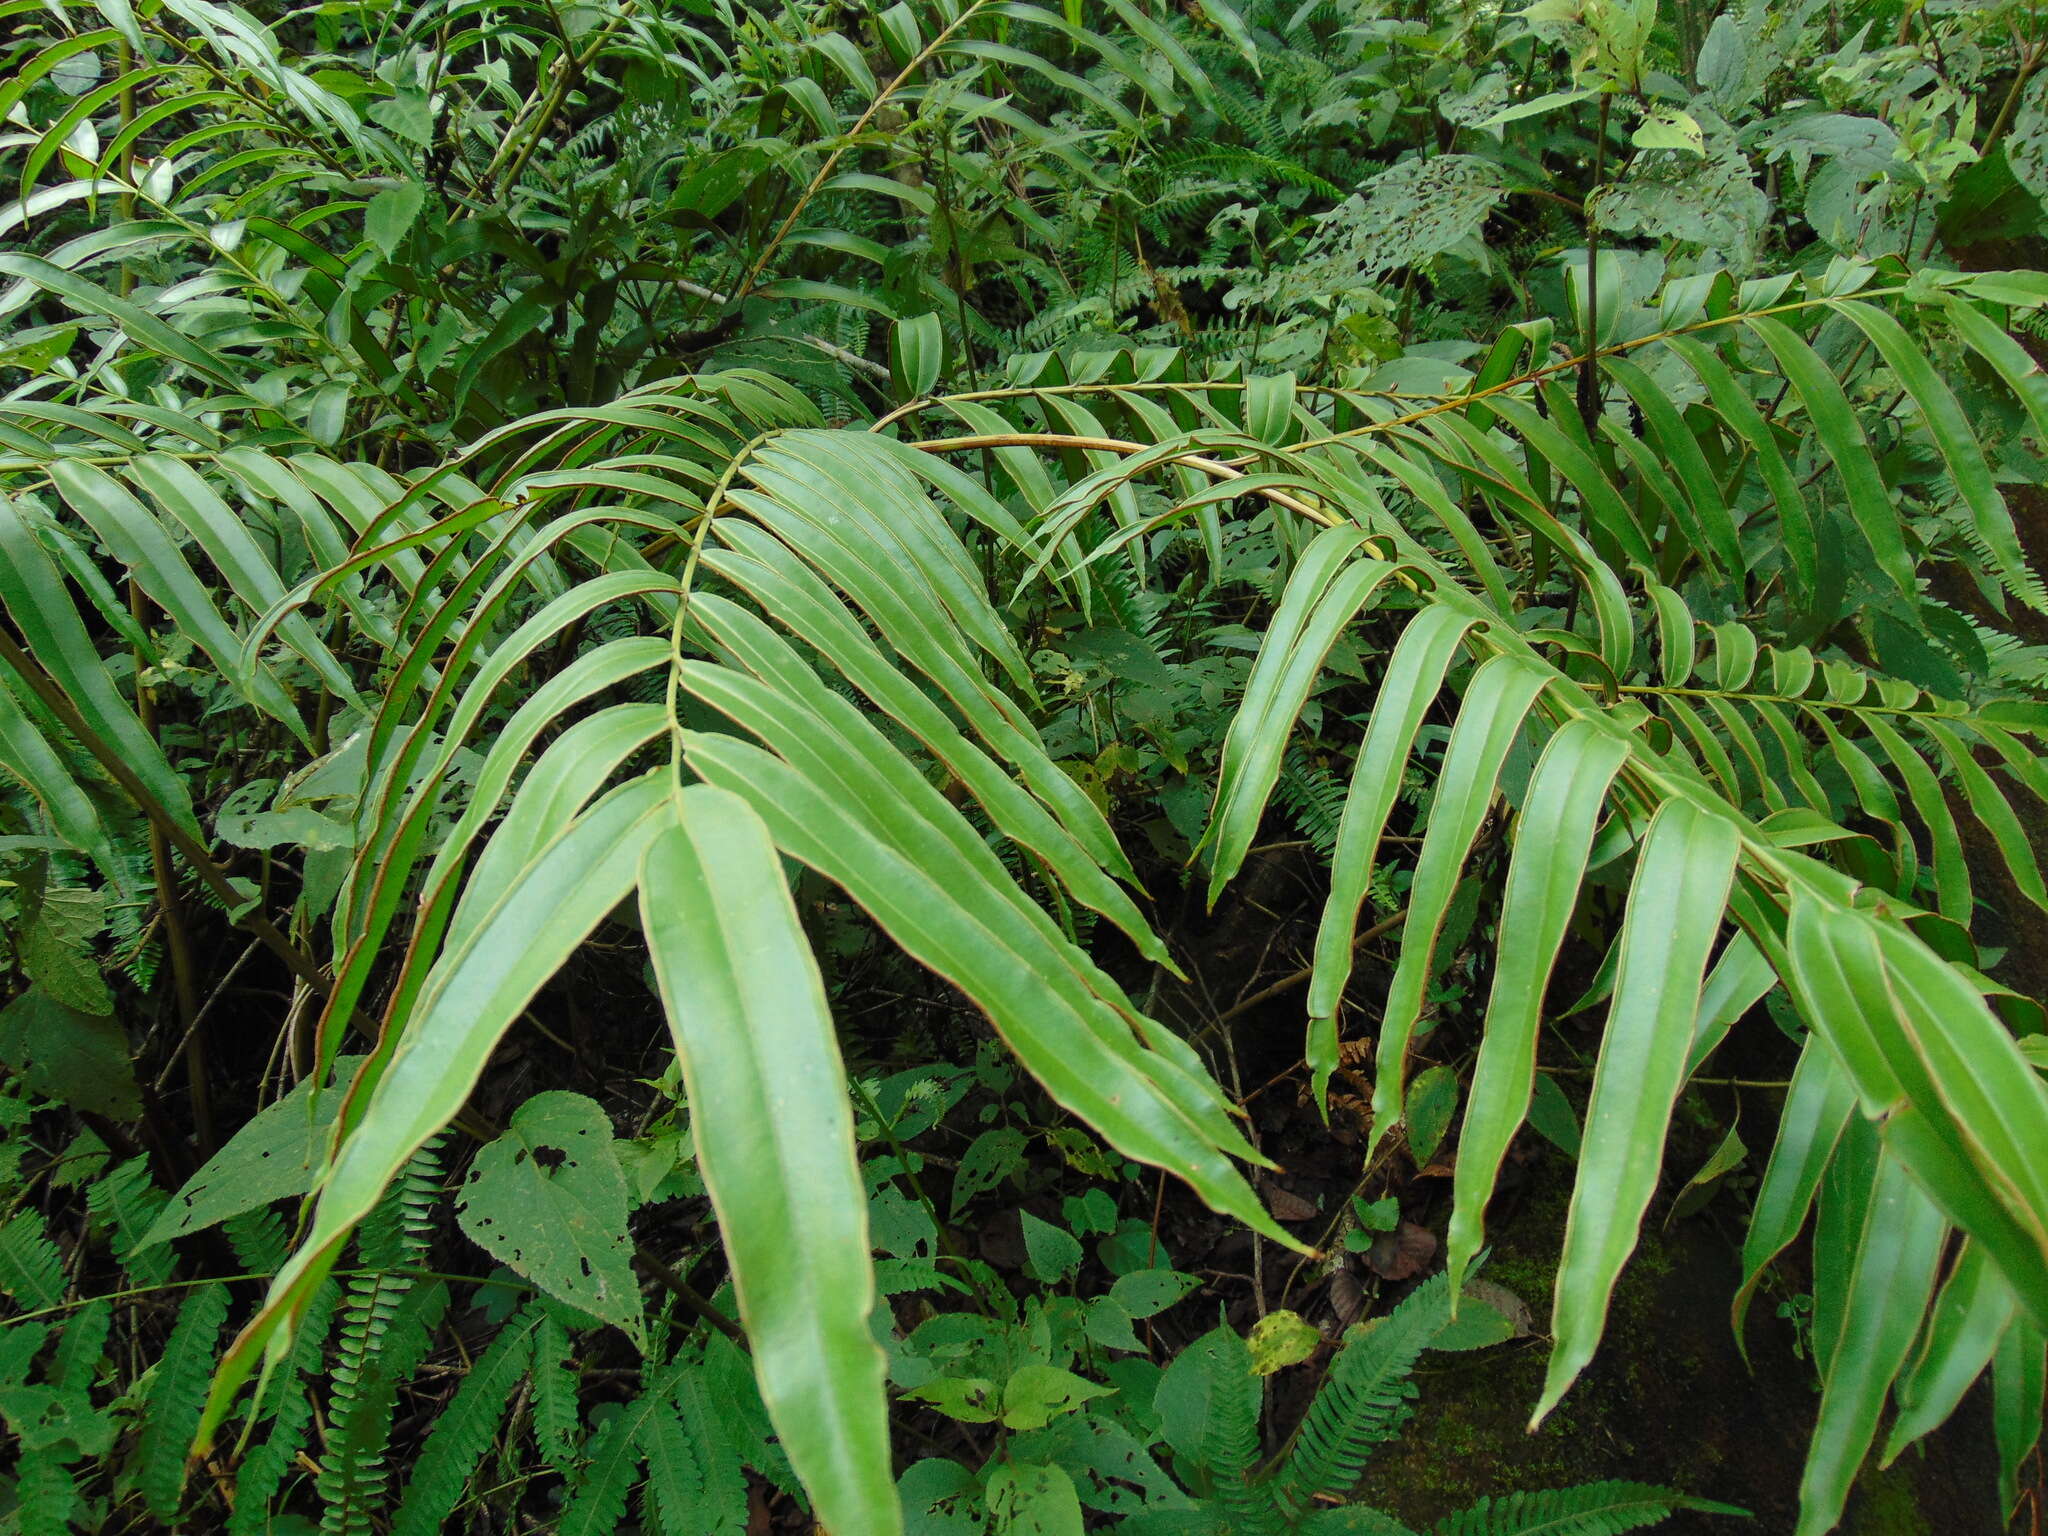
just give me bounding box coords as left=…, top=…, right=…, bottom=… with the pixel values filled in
left=1, top=1, right=2047, bottom=1533
left=1118, top=1274, right=1744, bottom=1534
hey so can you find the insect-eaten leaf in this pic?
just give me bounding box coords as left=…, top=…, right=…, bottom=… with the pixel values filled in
left=143, top=1055, right=367, bottom=1246
left=1248, top=1309, right=1321, bottom=1374
left=0, top=989, right=137, bottom=1120
left=456, top=1090, right=645, bottom=1347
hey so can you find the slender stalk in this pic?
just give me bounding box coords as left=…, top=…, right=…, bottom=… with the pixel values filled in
left=126, top=584, right=211, bottom=1154
left=1578, top=92, right=1612, bottom=435
left=733, top=0, right=995, bottom=305
left=0, top=629, right=336, bottom=1003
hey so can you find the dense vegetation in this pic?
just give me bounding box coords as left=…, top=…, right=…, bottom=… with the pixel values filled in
left=3, top=0, right=2048, bottom=1530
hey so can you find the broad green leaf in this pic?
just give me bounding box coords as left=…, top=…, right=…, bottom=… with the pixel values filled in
left=1448, top=716, right=1630, bottom=1299
left=454, top=1091, right=643, bottom=1343
left=1534, top=797, right=1739, bottom=1425
left=892, top=313, right=944, bottom=402
left=0, top=988, right=134, bottom=1120
left=639, top=787, right=898, bottom=1536
left=1830, top=299, right=2045, bottom=612
left=142, top=1057, right=365, bottom=1248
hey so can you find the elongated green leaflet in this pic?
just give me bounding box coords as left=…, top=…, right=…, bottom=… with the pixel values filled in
left=0, top=494, right=198, bottom=837
left=1307, top=606, right=1479, bottom=1089
left=1733, top=1035, right=1856, bottom=1357
left=198, top=775, right=671, bottom=1448
left=1785, top=893, right=2048, bottom=1328
left=1994, top=1322, right=2047, bottom=1518
left=1796, top=1148, right=1946, bottom=1536
left=1534, top=798, right=1740, bottom=1426
left=680, top=731, right=1298, bottom=1251
left=639, top=789, right=899, bottom=1536
left=1882, top=1242, right=2016, bottom=1464
left=1447, top=716, right=1631, bottom=1302
left=1206, top=525, right=1393, bottom=895
left=1369, top=653, right=1552, bottom=1156
left=1744, top=312, right=1916, bottom=602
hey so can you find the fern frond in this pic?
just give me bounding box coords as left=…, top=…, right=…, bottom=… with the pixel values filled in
left=0, top=1210, right=65, bottom=1309
left=1278, top=745, right=1349, bottom=862
left=87, top=1156, right=170, bottom=1286
left=638, top=1399, right=710, bottom=1536
left=15, top=1451, right=82, bottom=1536
left=531, top=1309, right=583, bottom=1471
left=1276, top=1273, right=1454, bottom=1517
left=223, top=1207, right=291, bottom=1274
left=390, top=1311, right=538, bottom=1536
left=557, top=1388, right=651, bottom=1536
left=230, top=1281, right=341, bottom=1536
left=319, top=1239, right=449, bottom=1536
left=1427, top=1481, right=1745, bottom=1536
left=136, top=1282, right=231, bottom=1522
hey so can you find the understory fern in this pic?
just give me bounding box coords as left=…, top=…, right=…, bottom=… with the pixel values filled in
left=1124, top=1274, right=1739, bottom=1534
left=1273, top=1274, right=1449, bottom=1520
left=1278, top=744, right=1349, bottom=862
left=317, top=1138, right=447, bottom=1536
left=390, top=1308, right=540, bottom=1536
left=1424, top=1482, right=1742, bottom=1536
left=135, top=1283, right=230, bottom=1522
left=229, top=1282, right=341, bottom=1536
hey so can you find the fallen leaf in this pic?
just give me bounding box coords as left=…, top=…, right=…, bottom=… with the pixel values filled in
left=1261, top=1179, right=1318, bottom=1222
left=1364, top=1220, right=1438, bottom=1281
left=1464, top=1278, right=1534, bottom=1338
left=1324, top=1267, right=1366, bottom=1334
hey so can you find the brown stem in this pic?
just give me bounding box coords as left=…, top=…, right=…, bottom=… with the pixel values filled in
left=1210, top=907, right=1409, bottom=1031
left=1578, top=92, right=1612, bottom=435
left=1982, top=38, right=2048, bottom=159
left=0, top=628, right=334, bottom=1004
left=125, top=582, right=211, bottom=1155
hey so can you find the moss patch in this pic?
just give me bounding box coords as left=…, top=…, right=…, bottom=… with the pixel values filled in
left=1347, top=1152, right=2005, bottom=1534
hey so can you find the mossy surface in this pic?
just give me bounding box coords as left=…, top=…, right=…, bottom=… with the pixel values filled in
left=1348, top=1154, right=2008, bottom=1534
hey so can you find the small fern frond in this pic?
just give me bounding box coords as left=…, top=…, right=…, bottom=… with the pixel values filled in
left=0, top=1210, right=65, bottom=1310
left=1276, top=1273, right=1454, bottom=1517
left=1278, top=745, right=1349, bottom=861
left=135, top=1282, right=231, bottom=1522
left=319, top=1280, right=450, bottom=1536
left=557, top=1389, right=650, bottom=1536
left=1427, top=1481, right=1746, bottom=1536
left=229, top=1282, right=340, bottom=1536
left=638, top=1400, right=709, bottom=1536
left=223, top=1207, right=291, bottom=1274
left=86, top=1156, right=171, bottom=1286
left=14, top=1452, right=82, bottom=1536
left=530, top=1310, right=582, bottom=1472
left=390, top=1312, right=537, bottom=1536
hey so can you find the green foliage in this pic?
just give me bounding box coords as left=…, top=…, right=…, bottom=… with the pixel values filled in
left=2, top=0, right=2048, bottom=1532
left=1107, top=1276, right=1743, bottom=1534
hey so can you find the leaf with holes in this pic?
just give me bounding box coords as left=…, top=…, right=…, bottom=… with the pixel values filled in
left=455, top=1091, right=643, bottom=1345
